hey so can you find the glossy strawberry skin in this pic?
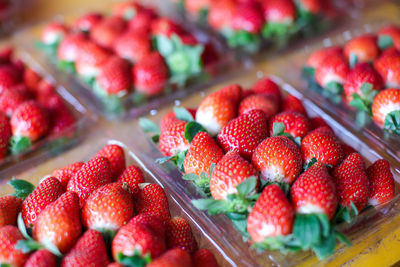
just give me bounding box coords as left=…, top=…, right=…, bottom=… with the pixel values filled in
left=207, top=0, right=237, bottom=31
left=0, top=196, right=22, bottom=227
left=373, top=48, right=400, bottom=88
left=33, top=191, right=82, bottom=254
left=51, top=162, right=84, bottom=189
left=97, top=57, right=132, bottom=96
left=332, top=153, right=370, bottom=212
left=94, top=144, right=126, bottom=180
left=90, top=16, right=126, bottom=50
left=252, top=136, right=302, bottom=184
left=291, top=162, right=338, bottom=220
left=183, top=131, right=224, bottom=177
left=238, top=94, right=278, bottom=118
left=251, top=78, right=282, bottom=104
left=315, top=54, right=350, bottom=87
left=282, top=94, right=307, bottom=116
left=61, top=229, right=110, bottom=267
left=306, top=46, right=343, bottom=69
left=41, top=22, right=69, bottom=45
left=159, top=119, right=189, bottom=157
left=151, top=18, right=184, bottom=38
left=57, top=33, right=88, bottom=62
left=269, top=111, right=311, bottom=138
left=193, top=248, right=220, bottom=267
left=24, top=249, right=57, bottom=267
left=165, top=217, right=198, bottom=254
left=210, top=151, right=258, bottom=200
left=247, top=185, right=294, bottom=242
left=113, top=31, right=152, bottom=63
left=367, top=159, right=395, bottom=205
left=135, top=184, right=171, bottom=224
left=160, top=108, right=197, bottom=131
left=75, top=41, right=111, bottom=78
left=0, top=112, right=11, bottom=159
left=217, top=109, right=268, bottom=160
left=378, top=25, right=400, bottom=50
left=0, top=225, right=29, bottom=267
left=371, top=88, right=400, bottom=127
left=262, top=0, right=296, bottom=24
left=147, top=248, right=192, bottom=267
left=0, top=88, right=27, bottom=117
left=73, top=12, right=103, bottom=32
left=22, top=177, right=65, bottom=228
left=117, top=165, right=145, bottom=194
left=343, top=34, right=379, bottom=63
left=67, top=156, right=113, bottom=207
left=231, top=3, right=264, bottom=34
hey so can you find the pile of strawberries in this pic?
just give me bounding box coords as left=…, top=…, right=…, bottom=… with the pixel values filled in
left=304, top=24, right=400, bottom=134
left=0, top=143, right=220, bottom=267
left=0, top=47, right=76, bottom=163
left=141, top=77, right=396, bottom=259
left=38, top=1, right=219, bottom=115
left=176, top=0, right=336, bottom=52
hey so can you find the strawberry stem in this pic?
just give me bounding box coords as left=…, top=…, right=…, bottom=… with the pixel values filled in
left=9, top=136, right=32, bottom=155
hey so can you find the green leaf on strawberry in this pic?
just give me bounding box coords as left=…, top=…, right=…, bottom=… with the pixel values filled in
left=17, top=213, right=31, bottom=239
left=349, top=53, right=358, bottom=68
left=182, top=162, right=215, bottom=196
left=9, top=136, right=32, bottom=155
left=262, top=23, right=291, bottom=39
left=225, top=29, right=261, bottom=53
left=332, top=202, right=359, bottom=224
left=35, top=40, right=59, bottom=56
left=378, top=35, right=394, bottom=50
left=117, top=251, right=152, bottom=267
left=384, top=110, right=400, bottom=135
left=184, top=121, right=207, bottom=143
left=8, top=179, right=35, bottom=199
left=92, top=81, right=125, bottom=116
left=58, top=60, right=76, bottom=73
left=156, top=150, right=187, bottom=173
left=173, top=106, right=194, bottom=122
left=252, top=234, right=301, bottom=253
left=304, top=157, right=317, bottom=171
left=139, top=118, right=160, bottom=144
left=302, top=66, right=315, bottom=78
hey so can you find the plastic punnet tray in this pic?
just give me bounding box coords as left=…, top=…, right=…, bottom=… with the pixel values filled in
left=120, top=69, right=400, bottom=266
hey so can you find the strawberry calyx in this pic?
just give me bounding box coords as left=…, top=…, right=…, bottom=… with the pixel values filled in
left=92, top=81, right=126, bottom=116
left=272, top=122, right=301, bottom=146
left=378, top=35, right=394, bottom=50
left=8, top=179, right=35, bottom=200
left=182, top=163, right=216, bottom=197
left=383, top=110, right=400, bottom=135
left=57, top=60, right=76, bottom=73
left=138, top=118, right=161, bottom=143
left=302, top=66, right=315, bottom=78
left=332, top=202, right=359, bottom=224
left=35, top=40, right=59, bottom=56
left=349, top=83, right=377, bottom=126
left=117, top=250, right=152, bottom=267
left=154, top=34, right=204, bottom=87
left=173, top=106, right=194, bottom=122
left=9, top=136, right=32, bottom=155
left=184, top=121, right=207, bottom=143
left=323, top=81, right=343, bottom=104
left=156, top=150, right=187, bottom=173
left=224, top=29, right=261, bottom=53
left=262, top=22, right=293, bottom=39
left=252, top=234, right=301, bottom=253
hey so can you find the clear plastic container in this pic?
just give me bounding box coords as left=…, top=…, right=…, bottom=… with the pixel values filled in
left=0, top=43, right=89, bottom=174
left=15, top=1, right=240, bottom=119
left=121, top=70, right=400, bottom=266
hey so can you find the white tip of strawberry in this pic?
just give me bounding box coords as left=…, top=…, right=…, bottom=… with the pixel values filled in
left=76, top=64, right=100, bottom=78
left=296, top=204, right=325, bottom=215
left=260, top=166, right=285, bottom=183
left=138, top=183, right=151, bottom=189
left=195, top=109, right=221, bottom=136
left=320, top=73, right=345, bottom=87
left=368, top=198, right=380, bottom=206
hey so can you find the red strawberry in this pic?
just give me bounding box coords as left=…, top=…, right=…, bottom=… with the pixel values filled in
left=151, top=18, right=184, bottom=38
left=262, top=0, right=296, bottom=24
left=90, top=16, right=126, bottom=50
left=238, top=94, right=278, bottom=118
left=0, top=112, right=11, bottom=159
left=0, top=88, right=27, bottom=117
left=269, top=111, right=311, bottom=138
left=61, top=229, right=110, bottom=267
left=166, top=217, right=197, bottom=254
left=247, top=185, right=294, bottom=242
left=291, top=162, right=338, bottom=219
left=367, top=159, right=395, bottom=205
left=147, top=248, right=192, bottom=267
left=218, top=84, right=243, bottom=105
left=210, top=151, right=258, bottom=200
left=378, top=25, right=400, bottom=50
left=185, top=0, right=211, bottom=16
left=301, top=127, right=343, bottom=168
left=217, top=109, right=268, bottom=160
left=282, top=94, right=307, bottom=116
left=108, top=263, right=124, bottom=267
left=112, top=215, right=166, bottom=261
left=67, top=156, right=113, bottom=207
left=25, top=249, right=57, bottom=267
left=160, top=108, right=197, bottom=131
left=315, top=54, right=350, bottom=88
left=23, top=68, right=41, bottom=91
left=21, top=177, right=64, bottom=228
left=296, top=0, right=323, bottom=14
left=372, top=88, right=400, bottom=130
left=159, top=119, right=189, bottom=157
left=0, top=46, right=12, bottom=64
left=73, top=12, right=103, bottom=32
left=96, top=56, right=132, bottom=96
left=132, top=52, right=169, bottom=96
left=113, top=31, right=152, bottom=63
left=231, top=3, right=264, bottom=34
left=196, top=92, right=237, bottom=136
left=129, top=213, right=166, bottom=239
left=127, top=8, right=158, bottom=34
left=252, top=136, right=302, bottom=184
left=309, top=116, right=332, bottom=130
left=0, top=196, right=22, bottom=227
left=373, top=48, right=400, bottom=88
left=0, top=225, right=29, bottom=266
left=57, top=33, right=88, bottom=63
left=75, top=41, right=111, bottom=78
left=306, top=46, right=343, bottom=70
left=344, top=34, right=379, bottom=63
left=117, top=165, right=145, bottom=194
left=33, top=191, right=82, bottom=254
left=82, top=182, right=135, bottom=232
left=208, top=0, right=237, bottom=31
left=135, top=183, right=171, bottom=223
left=112, top=1, right=143, bottom=20
left=48, top=104, right=77, bottom=136
left=252, top=78, right=282, bottom=104
left=0, top=65, right=20, bottom=92
left=341, top=142, right=357, bottom=158
left=183, top=131, right=224, bottom=177
left=193, top=249, right=220, bottom=267
left=332, top=153, right=369, bottom=212
left=41, top=22, right=69, bottom=45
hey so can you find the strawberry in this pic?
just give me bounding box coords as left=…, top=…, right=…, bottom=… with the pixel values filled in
left=33, top=191, right=82, bottom=254
left=185, top=0, right=211, bottom=17
left=296, top=0, right=323, bottom=14
left=57, top=33, right=88, bottom=63
left=247, top=185, right=294, bottom=242
left=135, top=183, right=171, bottom=223
left=218, top=84, right=243, bottom=105
left=108, top=263, right=124, bottom=267
left=305, top=46, right=343, bottom=70
left=0, top=225, right=29, bottom=267
left=210, top=151, right=258, bottom=200
left=367, top=159, right=395, bottom=205
left=0, top=112, right=11, bottom=159
left=0, top=65, right=20, bottom=92
left=61, top=229, right=110, bottom=267
left=343, top=34, right=379, bottom=64
left=96, top=56, right=132, bottom=96
left=217, top=109, right=268, bottom=160
left=269, top=111, right=311, bottom=139
left=207, top=0, right=237, bottom=31
left=315, top=54, right=349, bottom=95
left=151, top=18, right=184, bottom=38
left=195, top=92, right=237, bottom=136
left=252, top=77, right=282, bottom=104
left=23, top=68, right=41, bottom=91
left=262, top=0, right=296, bottom=38
left=132, top=52, right=169, bottom=96
left=82, top=182, right=135, bottom=233
left=282, top=94, right=307, bottom=116
left=129, top=213, right=166, bottom=239
left=341, top=142, right=357, bottom=158
left=159, top=119, right=189, bottom=157
left=0, top=87, right=27, bottom=117
left=117, top=165, right=145, bottom=194
left=238, top=94, right=279, bottom=118
left=378, top=25, right=400, bottom=50
left=160, top=108, right=197, bottom=131
left=112, top=1, right=143, bottom=20
left=25, top=249, right=56, bottom=267
left=112, top=215, right=166, bottom=262
left=291, top=162, right=338, bottom=219
left=90, top=16, right=126, bottom=50
left=20, top=177, right=65, bottom=228
left=10, top=101, right=49, bottom=154
left=165, top=217, right=197, bottom=254
left=301, top=126, right=343, bottom=168
left=73, top=12, right=103, bottom=32
left=231, top=3, right=264, bottom=34
left=0, top=46, right=12, bottom=64
left=193, top=249, right=220, bottom=267
left=373, top=48, right=400, bottom=88
left=40, top=22, right=69, bottom=45
left=127, top=6, right=158, bottom=33
left=309, top=116, right=332, bottom=130
left=113, top=31, right=152, bottom=63
left=252, top=136, right=302, bottom=184
left=67, top=156, right=113, bottom=207
left=147, top=248, right=192, bottom=267
left=0, top=196, right=22, bottom=227
left=371, top=88, right=400, bottom=132
left=332, top=153, right=369, bottom=212
left=75, top=41, right=111, bottom=78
